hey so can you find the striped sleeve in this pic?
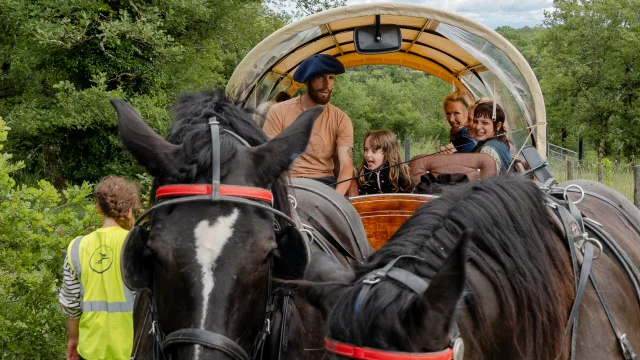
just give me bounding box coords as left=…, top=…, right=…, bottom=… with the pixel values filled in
left=58, top=257, right=82, bottom=319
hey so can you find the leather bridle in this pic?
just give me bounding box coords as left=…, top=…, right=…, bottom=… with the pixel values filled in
left=130, top=117, right=302, bottom=360
left=324, top=255, right=464, bottom=360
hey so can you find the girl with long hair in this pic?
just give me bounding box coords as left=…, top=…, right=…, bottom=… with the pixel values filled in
left=357, top=130, right=414, bottom=195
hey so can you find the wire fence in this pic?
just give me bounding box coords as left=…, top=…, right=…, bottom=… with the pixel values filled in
left=547, top=156, right=637, bottom=204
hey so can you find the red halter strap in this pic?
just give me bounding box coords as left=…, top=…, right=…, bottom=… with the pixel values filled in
left=324, top=338, right=453, bottom=360
left=156, top=184, right=273, bottom=204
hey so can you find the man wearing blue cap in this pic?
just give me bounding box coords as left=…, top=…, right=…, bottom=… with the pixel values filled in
left=263, top=54, right=354, bottom=195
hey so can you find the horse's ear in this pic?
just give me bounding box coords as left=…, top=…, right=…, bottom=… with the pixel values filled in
left=110, top=99, right=185, bottom=178
left=411, top=229, right=470, bottom=336
left=303, top=251, right=354, bottom=318
left=250, top=106, right=324, bottom=181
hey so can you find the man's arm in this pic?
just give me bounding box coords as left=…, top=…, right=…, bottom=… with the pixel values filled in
left=335, top=146, right=354, bottom=196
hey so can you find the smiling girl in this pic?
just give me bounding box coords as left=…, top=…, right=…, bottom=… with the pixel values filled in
left=356, top=130, right=414, bottom=195
left=472, top=101, right=512, bottom=174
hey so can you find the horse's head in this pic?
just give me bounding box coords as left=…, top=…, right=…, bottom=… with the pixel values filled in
left=111, top=93, right=323, bottom=359
left=304, top=230, right=471, bottom=358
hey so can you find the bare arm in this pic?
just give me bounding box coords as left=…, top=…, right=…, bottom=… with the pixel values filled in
left=66, top=318, right=80, bottom=360
left=335, top=146, right=354, bottom=196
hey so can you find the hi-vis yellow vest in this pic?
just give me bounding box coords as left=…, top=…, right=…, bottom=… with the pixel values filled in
left=67, top=227, right=134, bottom=360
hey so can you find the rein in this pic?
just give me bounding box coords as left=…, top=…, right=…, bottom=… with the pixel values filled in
left=130, top=117, right=302, bottom=360
left=545, top=184, right=639, bottom=360
left=324, top=255, right=464, bottom=360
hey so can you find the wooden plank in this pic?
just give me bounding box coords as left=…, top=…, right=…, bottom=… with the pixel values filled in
left=351, top=194, right=435, bottom=251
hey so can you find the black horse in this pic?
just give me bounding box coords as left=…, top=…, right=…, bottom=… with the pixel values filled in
left=305, top=176, right=640, bottom=359
left=112, top=92, right=368, bottom=359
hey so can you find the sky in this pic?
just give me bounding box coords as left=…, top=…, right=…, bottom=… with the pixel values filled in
left=345, top=0, right=553, bottom=29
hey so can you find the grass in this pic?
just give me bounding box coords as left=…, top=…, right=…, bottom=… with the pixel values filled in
left=548, top=157, right=636, bottom=203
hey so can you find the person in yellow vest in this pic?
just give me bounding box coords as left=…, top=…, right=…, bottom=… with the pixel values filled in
left=58, top=176, right=141, bottom=360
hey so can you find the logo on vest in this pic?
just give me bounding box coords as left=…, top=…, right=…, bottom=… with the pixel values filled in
left=90, top=246, right=114, bottom=273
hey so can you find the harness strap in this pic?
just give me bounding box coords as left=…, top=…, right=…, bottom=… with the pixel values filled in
left=150, top=279, right=166, bottom=360
left=163, top=329, right=248, bottom=360
left=549, top=188, right=640, bottom=360
left=550, top=188, right=640, bottom=236
left=249, top=260, right=275, bottom=360
left=296, top=205, right=359, bottom=262
left=589, top=272, right=638, bottom=360
left=209, top=118, right=221, bottom=198
left=301, top=226, right=341, bottom=263
left=136, top=195, right=298, bottom=229
left=552, top=203, right=580, bottom=360
left=278, top=290, right=295, bottom=359
left=563, top=242, right=595, bottom=339
left=584, top=220, right=640, bottom=305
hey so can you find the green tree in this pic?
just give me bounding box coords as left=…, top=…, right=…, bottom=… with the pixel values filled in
left=331, top=66, right=450, bottom=162
left=537, top=0, right=640, bottom=168
left=0, top=118, right=99, bottom=358
left=1, top=0, right=287, bottom=186
left=495, top=26, right=544, bottom=70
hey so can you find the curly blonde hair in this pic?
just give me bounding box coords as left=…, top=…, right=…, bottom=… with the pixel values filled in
left=94, top=176, right=141, bottom=230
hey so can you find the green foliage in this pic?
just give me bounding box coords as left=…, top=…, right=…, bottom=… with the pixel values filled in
left=601, top=157, right=614, bottom=186
left=0, top=118, right=100, bottom=358
left=535, top=0, right=640, bottom=161
left=331, top=66, right=451, bottom=162
left=495, top=26, right=544, bottom=70
left=1, top=0, right=289, bottom=186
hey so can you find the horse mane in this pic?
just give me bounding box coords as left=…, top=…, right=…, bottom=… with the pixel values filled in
left=327, top=176, right=573, bottom=359
left=156, top=92, right=290, bottom=215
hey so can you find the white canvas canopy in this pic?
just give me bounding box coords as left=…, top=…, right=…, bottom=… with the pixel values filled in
left=226, top=3, right=546, bottom=157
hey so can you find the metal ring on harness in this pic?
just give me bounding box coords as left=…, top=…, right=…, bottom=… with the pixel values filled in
left=563, top=184, right=585, bottom=204
left=288, top=194, right=298, bottom=210
left=582, top=236, right=603, bottom=260
left=300, top=227, right=314, bottom=245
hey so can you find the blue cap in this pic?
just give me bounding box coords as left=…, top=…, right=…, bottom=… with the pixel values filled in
left=293, top=54, right=345, bottom=83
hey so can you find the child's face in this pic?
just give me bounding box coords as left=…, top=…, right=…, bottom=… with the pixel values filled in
left=445, top=101, right=468, bottom=131
left=364, top=136, right=385, bottom=170
left=473, top=114, right=502, bottom=141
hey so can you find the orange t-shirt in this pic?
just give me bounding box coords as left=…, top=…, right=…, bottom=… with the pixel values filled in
left=263, top=97, right=353, bottom=178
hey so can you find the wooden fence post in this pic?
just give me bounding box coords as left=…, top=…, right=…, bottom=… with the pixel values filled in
left=567, top=160, right=574, bottom=180
left=598, top=162, right=604, bottom=183
left=634, top=165, right=640, bottom=208
left=404, top=138, right=411, bottom=162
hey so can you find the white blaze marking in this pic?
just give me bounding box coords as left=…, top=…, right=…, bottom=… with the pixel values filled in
left=193, top=208, right=239, bottom=359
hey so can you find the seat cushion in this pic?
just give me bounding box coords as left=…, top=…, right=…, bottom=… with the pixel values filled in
left=408, top=153, right=497, bottom=184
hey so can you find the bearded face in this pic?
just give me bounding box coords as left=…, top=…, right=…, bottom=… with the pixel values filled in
left=306, top=74, right=335, bottom=105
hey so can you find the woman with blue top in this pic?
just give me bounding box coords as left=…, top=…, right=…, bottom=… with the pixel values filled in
left=440, top=91, right=476, bottom=154
left=472, top=101, right=512, bottom=174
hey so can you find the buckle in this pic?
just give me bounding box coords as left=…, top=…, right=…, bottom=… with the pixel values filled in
left=619, top=334, right=637, bottom=360
left=362, top=275, right=383, bottom=285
